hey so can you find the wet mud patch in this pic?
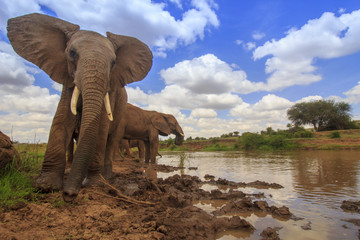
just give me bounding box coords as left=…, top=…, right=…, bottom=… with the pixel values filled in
left=341, top=200, right=360, bottom=213
left=1, top=158, right=297, bottom=239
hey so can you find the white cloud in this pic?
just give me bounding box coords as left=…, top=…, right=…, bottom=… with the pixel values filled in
left=244, top=42, right=256, bottom=51
left=296, top=95, right=323, bottom=103
left=169, top=0, right=182, bottom=9
left=0, top=0, right=219, bottom=57
left=339, top=8, right=346, bottom=14
left=0, top=43, right=38, bottom=89
left=52, top=82, right=62, bottom=92
left=190, top=108, right=217, bottom=118
left=127, top=84, right=243, bottom=111
left=0, top=40, right=60, bottom=142
left=0, top=85, right=59, bottom=114
left=230, top=94, right=292, bottom=122
left=253, top=9, right=360, bottom=91
left=235, top=39, right=243, bottom=45
left=252, top=31, right=265, bottom=40
left=344, top=81, right=360, bottom=104
left=253, top=94, right=293, bottom=111
left=127, top=84, right=296, bottom=138
left=160, top=54, right=265, bottom=94
left=0, top=112, right=54, bottom=143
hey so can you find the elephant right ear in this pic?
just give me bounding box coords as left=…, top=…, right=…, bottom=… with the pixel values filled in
left=107, top=32, right=153, bottom=86
left=151, top=114, right=172, bottom=136
left=7, top=13, right=80, bottom=87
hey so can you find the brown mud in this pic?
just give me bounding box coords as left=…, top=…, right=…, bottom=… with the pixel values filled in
left=1, top=157, right=298, bottom=240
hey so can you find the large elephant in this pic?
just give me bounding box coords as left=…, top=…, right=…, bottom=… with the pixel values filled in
left=7, top=13, right=152, bottom=202
left=114, top=104, right=184, bottom=164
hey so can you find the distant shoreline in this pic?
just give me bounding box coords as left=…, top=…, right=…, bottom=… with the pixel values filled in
left=159, top=129, right=360, bottom=151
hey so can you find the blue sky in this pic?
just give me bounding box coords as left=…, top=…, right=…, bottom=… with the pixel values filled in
left=0, top=0, right=360, bottom=142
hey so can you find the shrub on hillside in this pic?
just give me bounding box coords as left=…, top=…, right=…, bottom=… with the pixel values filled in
left=240, top=132, right=266, bottom=150
left=330, top=131, right=341, bottom=138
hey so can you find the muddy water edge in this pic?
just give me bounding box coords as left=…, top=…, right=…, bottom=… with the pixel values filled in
left=157, top=150, right=360, bottom=240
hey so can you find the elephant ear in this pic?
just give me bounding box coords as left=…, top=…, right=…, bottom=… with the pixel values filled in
left=151, top=114, right=171, bottom=136
left=7, top=13, right=80, bottom=87
left=107, top=32, right=153, bottom=86
left=164, top=114, right=184, bottom=135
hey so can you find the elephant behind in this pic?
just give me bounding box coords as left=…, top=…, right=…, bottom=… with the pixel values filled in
left=119, top=139, right=145, bottom=160
left=114, top=104, right=184, bottom=164
left=7, top=13, right=152, bottom=202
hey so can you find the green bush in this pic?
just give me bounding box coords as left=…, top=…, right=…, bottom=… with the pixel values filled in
left=330, top=131, right=341, bottom=138
left=293, top=130, right=313, bottom=138
left=232, top=143, right=241, bottom=150
left=240, top=132, right=266, bottom=150
left=267, top=135, right=286, bottom=149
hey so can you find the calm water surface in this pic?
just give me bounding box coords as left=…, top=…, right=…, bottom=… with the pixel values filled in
left=156, top=151, right=360, bottom=240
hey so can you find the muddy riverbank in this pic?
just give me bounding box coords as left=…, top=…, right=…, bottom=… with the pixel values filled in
left=0, top=157, right=295, bottom=240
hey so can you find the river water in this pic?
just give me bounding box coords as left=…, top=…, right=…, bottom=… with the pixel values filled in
left=156, top=150, right=360, bottom=240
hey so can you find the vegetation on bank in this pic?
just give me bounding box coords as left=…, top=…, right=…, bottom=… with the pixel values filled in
left=0, top=144, right=45, bottom=208
left=160, top=127, right=360, bottom=151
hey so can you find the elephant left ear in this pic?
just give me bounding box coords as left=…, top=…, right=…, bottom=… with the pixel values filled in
left=151, top=115, right=171, bottom=136
left=107, top=32, right=153, bottom=86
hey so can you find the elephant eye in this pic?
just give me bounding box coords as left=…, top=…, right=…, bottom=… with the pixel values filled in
left=69, top=49, right=77, bottom=59
left=110, top=60, right=116, bottom=70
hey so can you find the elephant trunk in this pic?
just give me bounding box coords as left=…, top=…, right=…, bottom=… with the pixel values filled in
left=63, top=62, right=109, bottom=202
left=175, top=132, right=184, bottom=145
left=175, top=124, right=184, bottom=145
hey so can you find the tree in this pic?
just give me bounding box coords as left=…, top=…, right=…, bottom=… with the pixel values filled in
left=287, top=100, right=351, bottom=131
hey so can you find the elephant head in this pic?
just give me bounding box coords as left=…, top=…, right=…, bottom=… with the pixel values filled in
left=7, top=13, right=152, bottom=201
left=151, top=113, right=184, bottom=145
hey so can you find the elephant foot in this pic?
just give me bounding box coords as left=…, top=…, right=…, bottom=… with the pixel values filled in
left=35, top=171, right=63, bottom=191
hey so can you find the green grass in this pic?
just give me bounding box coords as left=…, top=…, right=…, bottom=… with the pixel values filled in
left=0, top=144, right=45, bottom=208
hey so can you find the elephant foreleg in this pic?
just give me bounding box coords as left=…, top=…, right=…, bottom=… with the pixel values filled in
left=144, top=141, right=151, bottom=164
left=149, top=136, right=159, bottom=164
left=103, top=120, right=125, bottom=179
left=138, top=140, right=145, bottom=162
left=35, top=88, right=76, bottom=191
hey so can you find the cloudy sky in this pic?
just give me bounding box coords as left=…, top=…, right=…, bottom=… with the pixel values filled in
left=1, top=0, right=360, bottom=142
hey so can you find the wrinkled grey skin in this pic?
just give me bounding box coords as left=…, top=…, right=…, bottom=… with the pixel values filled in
left=113, top=104, right=184, bottom=164
left=7, top=13, right=152, bottom=202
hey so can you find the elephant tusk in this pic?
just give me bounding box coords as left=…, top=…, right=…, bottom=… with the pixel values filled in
left=104, top=92, right=113, bottom=121
left=179, top=132, right=184, bottom=137
left=71, top=86, right=80, bottom=115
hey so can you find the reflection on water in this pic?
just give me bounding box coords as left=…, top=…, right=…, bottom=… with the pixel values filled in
left=157, top=151, right=360, bottom=240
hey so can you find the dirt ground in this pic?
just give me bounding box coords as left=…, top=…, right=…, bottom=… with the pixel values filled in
left=0, top=157, right=298, bottom=240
